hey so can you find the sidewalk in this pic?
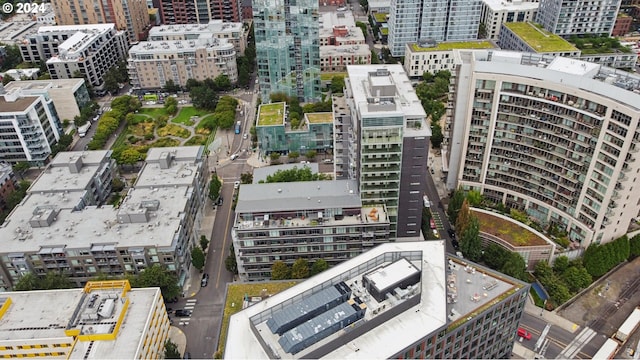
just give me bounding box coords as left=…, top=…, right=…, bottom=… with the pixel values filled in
left=429, top=147, right=450, bottom=202
left=524, top=296, right=580, bottom=333
left=182, top=199, right=217, bottom=298
left=168, top=326, right=187, bottom=356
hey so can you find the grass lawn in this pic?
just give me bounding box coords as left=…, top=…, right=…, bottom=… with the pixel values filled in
left=257, top=102, right=285, bottom=126
left=320, top=72, right=346, bottom=81
left=139, top=107, right=168, bottom=119
left=157, top=124, right=191, bottom=138
left=306, top=113, right=333, bottom=124
left=217, top=281, right=299, bottom=355
left=411, top=40, right=495, bottom=52
left=374, top=12, right=388, bottom=23
left=172, top=106, right=210, bottom=126
left=473, top=210, right=548, bottom=246
left=184, top=135, right=208, bottom=146
left=504, top=22, right=578, bottom=53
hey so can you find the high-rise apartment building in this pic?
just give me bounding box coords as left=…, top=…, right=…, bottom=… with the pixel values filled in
left=535, top=0, right=621, bottom=37
left=0, top=147, right=208, bottom=290
left=226, top=241, right=530, bottom=359
left=0, top=87, right=63, bottom=165
left=231, top=180, right=391, bottom=281
left=388, top=0, right=483, bottom=57
left=147, top=21, right=246, bottom=56
left=446, top=50, right=640, bottom=247
left=50, top=0, right=150, bottom=42
left=479, top=0, right=538, bottom=40
left=344, top=65, right=430, bottom=239
left=19, top=24, right=129, bottom=91
left=253, top=0, right=321, bottom=103
left=0, top=281, right=170, bottom=359
left=156, top=0, right=242, bottom=24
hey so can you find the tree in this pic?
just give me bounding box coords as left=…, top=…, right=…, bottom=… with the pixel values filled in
left=501, top=252, right=527, bottom=281
left=305, top=150, right=317, bottom=161
left=430, top=123, right=443, bottom=148
left=163, top=79, right=181, bottom=93
left=191, top=247, right=205, bottom=271
left=482, top=243, right=508, bottom=269
left=478, top=22, right=488, bottom=39
left=271, top=261, right=291, bottom=280
left=262, top=166, right=330, bottom=183
left=371, top=50, right=381, bottom=64
left=13, top=271, right=73, bottom=291
left=460, top=216, right=482, bottom=261
left=12, top=161, right=31, bottom=179
left=164, top=340, right=181, bottom=359
left=240, top=172, right=253, bottom=184
left=466, top=190, right=483, bottom=207
left=553, top=256, right=570, bottom=274
left=269, top=152, right=281, bottom=164
left=447, top=188, right=465, bottom=225
left=118, top=148, right=142, bottom=166
left=214, top=74, right=232, bottom=91
left=1, top=74, right=15, bottom=86
left=225, top=254, right=238, bottom=274
left=310, top=259, right=329, bottom=276
left=630, top=234, right=640, bottom=258
left=288, top=151, right=300, bottom=162
left=0, top=44, right=22, bottom=72
left=291, top=259, right=309, bottom=279
left=190, top=86, right=219, bottom=110
left=562, top=266, right=592, bottom=293
left=131, top=264, right=181, bottom=300
left=456, top=199, right=472, bottom=236
left=13, top=273, right=40, bottom=291
left=209, top=175, right=222, bottom=200
left=164, top=97, right=178, bottom=115
left=330, top=76, right=345, bottom=94
left=200, top=235, right=209, bottom=252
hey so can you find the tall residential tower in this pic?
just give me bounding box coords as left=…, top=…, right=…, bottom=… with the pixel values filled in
left=388, top=0, right=483, bottom=57
left=253, top=0, right=321, bottom=103
left=535, top=0, right=620, bottom=37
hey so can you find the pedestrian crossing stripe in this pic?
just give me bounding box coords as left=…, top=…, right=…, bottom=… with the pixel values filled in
left=184, top=306, right=195, bottom=310
left=186, top=299, right=197, bottom=303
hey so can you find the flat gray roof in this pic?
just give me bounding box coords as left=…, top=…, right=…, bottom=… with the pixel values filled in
left=235, top=180, right=360, bottom=213
left=5, top=78, right=84, bottom=93
left=0, top=94, right=38, bottom=113
left=136, top=147, right=204, bottom=188
left=29, top=151, right=111, bottom=193
left=252, top=163, right=320, bottom=183
left=364, top=257, right=420, bottom=290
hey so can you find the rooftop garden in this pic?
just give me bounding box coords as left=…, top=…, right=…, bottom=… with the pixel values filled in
left=216, top=281, right=299, bottom=357
left=257, top=102, right=286, bottom=126
left=504, top=22, right=578, bottom=53
left=306, top=113, right=333, bottom=124
left=374, top=12, right=388, bottom=23
left=411, top=40, right=495, bottom=52
left=320, top=72, right=346, bottom=81
left=569, top=35, right=633, bottom=54
left=473, top=209, right=548, bottom=246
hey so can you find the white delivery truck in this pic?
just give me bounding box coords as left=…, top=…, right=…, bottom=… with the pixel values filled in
left=78, top=122, right=91, bottom=137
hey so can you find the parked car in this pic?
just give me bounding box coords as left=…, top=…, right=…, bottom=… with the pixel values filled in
left=452, top=239, right=460, bottom=250
left=175, top=309, right=192, bottom=317
left=201, top=273, right=209, bottom=287
left=217, top=197, right=223, bottom=206
left=448, top=229, right=456, bottom=239
left=230, top=154, right=238, bottom=160
left=234, top=181, right=240, bottom=189
left=243, top=133, right=248, bottom=139
left=517, top=327, right=532, bottom=340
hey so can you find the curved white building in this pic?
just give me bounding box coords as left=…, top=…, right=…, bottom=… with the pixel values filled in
left=447, top=50, right=640, bottom=247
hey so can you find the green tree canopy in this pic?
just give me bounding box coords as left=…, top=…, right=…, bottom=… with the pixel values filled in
left=13, top=271, right=73, bottom=291
left=191, top=247, right=205, bottom=271
left=271, top=261, right=291, bottom=280
left=291, top=259, right=309, bottom=279
left=130, top=264, right=181, bottom=300
left=262, top=166, right=330, bottom=183
left=460, top=215, right=482, bottom=261
left=164, top=340, right=181, bottom=359
left=200, top=235, right=209, bottom=252
left=310, top=259, right=329, bottom=276
left=209, top=175, right=222, bottom=200
left=447, top=188, right=465, bottom=225
left=330, top=76, right=345, bottom=94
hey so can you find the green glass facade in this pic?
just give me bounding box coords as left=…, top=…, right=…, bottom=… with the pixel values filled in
left=257, top=120, right=333, bottom=154
left=253, top=0, right=321, bottom=103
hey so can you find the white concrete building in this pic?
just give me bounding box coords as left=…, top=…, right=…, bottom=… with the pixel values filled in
left=403, top=40, right=497, bottom=78
left=4, top=79, right=91, bottom=122
left=319, top=11, right=370, bottom=71
left=0, top=21, right=42, bottom=45
left=20, top=24, right=129, bottom=90
left=225, top=241, right=529, bottom=359
left=0, top=147, right=208, bottom=290
left=479, top=0, right=538, bottom=40
left=446, top=50, right=640, bottom=247
left=0, top=281, right=169, bottom=359
left=0, top=87, right=63, bottom=165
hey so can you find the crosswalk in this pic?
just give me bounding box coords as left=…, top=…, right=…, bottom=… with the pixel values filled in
left=556, top=327, right=596, bottom=359
left=432, top=212, right=445, bottom=230
left=178, top=299, right=198, bottom=326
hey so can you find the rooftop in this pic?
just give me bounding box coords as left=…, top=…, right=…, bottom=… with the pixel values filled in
left=4, top=78, right=85, bottom=93
left=409, top=40, right=497, bottom=52
left=482, top=0, right=540, bottom=11
left=235, top=179, right=360, bottom=213
left=503, top=22, right=578, bottom=53
left=305, top=112, right=333, bottom=124
left=321, top=44, right=370, bottom=56
left=252, top=163, right=320, bottom=183
left=374, top=12, right=388, bottom=23
left=129, top=37, right=233, bottom=56
left=0, top=281, right=161, bottom=359
left=29, top=151, right=112, bottom=193
left=473, top=209, right=550, bottom=246
left=148, top=20, right=243, bottom=38
left=135, top=147, right=204, bottom=188
left=257, top=102, right=286, bottom=126
left=225, top=241, right=525, bottom=359
left=0, top=21, right=41, bottom=44
left=0, top=94, right=39, bottom=113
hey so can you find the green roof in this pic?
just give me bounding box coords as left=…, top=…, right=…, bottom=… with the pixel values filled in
left=374, top=12, right=388, bottom=23
left=320, top=72, right=346, bottom=81
left=410, top=40, right=496, bottom=52
left=504, top=22, right=578, bottom=53
left=257, top=102, right=286, bottom=126
left=306, top=113, right=333, bottom=124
